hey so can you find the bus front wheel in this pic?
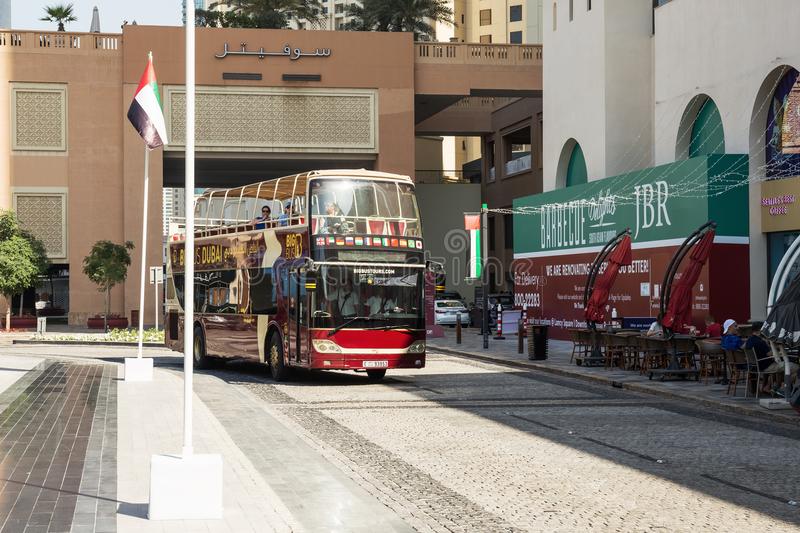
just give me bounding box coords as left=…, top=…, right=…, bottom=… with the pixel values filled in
left=268, top=336, right=289, bottom=382
left=366, top=369, right=386, bottom=381
left=193, top=326, right=213, bottom=370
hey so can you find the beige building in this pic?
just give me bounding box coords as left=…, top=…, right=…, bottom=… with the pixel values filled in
left=0, top=25, right=540, bottom=325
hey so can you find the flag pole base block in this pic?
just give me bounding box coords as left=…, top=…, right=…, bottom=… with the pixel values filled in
left=124, top=357, right=153, bottom=382
left=148, top=453, right=223, bottom=520
left=759, top=398, right=793, bottom=410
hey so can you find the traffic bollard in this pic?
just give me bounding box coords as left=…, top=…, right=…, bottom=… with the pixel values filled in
left=494, top=303, right=505, bottom=340
left=456, top=312, right=462, bottom=344
left=517, top=319, right=524, bottom=354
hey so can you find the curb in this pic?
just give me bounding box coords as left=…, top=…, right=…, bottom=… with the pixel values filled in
left=430, top=344, right=800, bottom=427
left=12, top=340, right=165, bottom=348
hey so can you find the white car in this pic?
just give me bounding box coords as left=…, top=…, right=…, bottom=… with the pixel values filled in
left=434, top=300, right=468, bottom=326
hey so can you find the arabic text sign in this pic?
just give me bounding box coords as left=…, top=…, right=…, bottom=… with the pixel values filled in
left=216, top=42, right=332, bottom=61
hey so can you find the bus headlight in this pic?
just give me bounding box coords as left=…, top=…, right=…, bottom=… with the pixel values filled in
left=407, top=341, right=426, bottom=354
left=312, top=339, right=342, bottom=354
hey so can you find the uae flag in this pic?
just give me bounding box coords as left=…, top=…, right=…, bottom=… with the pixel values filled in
left=127, top=53, right=168, bottom=149
left=465, top=214, right=481, bottom=279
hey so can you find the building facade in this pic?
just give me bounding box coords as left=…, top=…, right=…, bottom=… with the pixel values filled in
left=0, top=24, right=540, bottom=325
left=518, top=0, right=800, bottom=337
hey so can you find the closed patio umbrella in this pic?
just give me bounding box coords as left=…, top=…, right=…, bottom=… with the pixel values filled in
left=585, top=233, right=632, bottom=323
left=662, top=228, right=715, bottom=334
left=764, top=269, right=800, bottom=348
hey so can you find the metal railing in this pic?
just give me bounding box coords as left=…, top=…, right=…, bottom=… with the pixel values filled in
left=415, top=42, right=542, bottom=65
left=0, top=30, right=121, bottom=52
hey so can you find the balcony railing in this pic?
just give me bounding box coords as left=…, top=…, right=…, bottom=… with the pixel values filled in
left=415, top=42, right=542, bottom=65
left=505, top=154, right=532, bottom=176
left=0, top=30, right=121, bottom=52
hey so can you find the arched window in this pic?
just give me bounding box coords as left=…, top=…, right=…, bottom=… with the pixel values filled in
left=565, top=143, right=587, bottom=187
left=556, top=139, right=588, bottom=188
left=676, top=95, right=725, bottom=160
left=689, top=99, right=725, bottom=157
left=766, top=68, right=800, bottom=178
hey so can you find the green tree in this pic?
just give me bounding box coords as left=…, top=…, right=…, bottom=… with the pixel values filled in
left=82, top=241, right=134, bottom=332
left=345, top=0, right=455, bottom=40
left=40, top=3, right=78, bottom=32
left=0, top=211, right=48, bottom=331
left=198, top=0, right=324, bottom=29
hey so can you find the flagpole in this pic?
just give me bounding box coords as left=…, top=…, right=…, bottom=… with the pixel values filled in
left=137, top=145, right=149, bottom=359
left=183, top=0, right=196, bottom=458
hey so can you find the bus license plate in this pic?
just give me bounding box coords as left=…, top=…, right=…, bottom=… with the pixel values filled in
left=363, top=360, right=388, bottom=368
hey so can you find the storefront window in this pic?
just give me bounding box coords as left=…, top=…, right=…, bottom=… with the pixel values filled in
left=767, top=231, right=800, bottom=287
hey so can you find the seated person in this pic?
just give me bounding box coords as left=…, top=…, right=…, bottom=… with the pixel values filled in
left=367, top=286, right=396, bottom=315
left=720, top=319, right=743, bottom=351
left=645, top=314, right=664, bottom=337
left=327, top=279, right=358, bottom=318
left=279, top=201, right=292, bottom=226
left=745, top=321, right=777, bottom=371
left=252, top=205, right=271, bottom=228
left=317, top=202, right=347, bottom=234
left=703, top=315, right=722, bottom=337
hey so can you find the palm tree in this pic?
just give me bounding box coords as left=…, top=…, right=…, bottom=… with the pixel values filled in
left=206, top=0, right=324, bottom=29
left=40, top=3, right=78, bottom=32
left=345, top=0, right=455, bottom=40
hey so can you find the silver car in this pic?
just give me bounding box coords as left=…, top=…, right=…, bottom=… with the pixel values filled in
left=434, top=300, right=468, bottom=326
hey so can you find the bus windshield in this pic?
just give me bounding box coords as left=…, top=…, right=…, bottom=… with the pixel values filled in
left=311, top=264, right=424, bottom=330
left=310, top=179, right=421, bottom=237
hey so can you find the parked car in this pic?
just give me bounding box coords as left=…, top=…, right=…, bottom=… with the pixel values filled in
left=435, top=290, right=465, bottom=302
left=434, top=299, right=469, bottom=326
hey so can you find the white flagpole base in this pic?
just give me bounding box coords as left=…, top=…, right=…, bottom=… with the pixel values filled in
left=123, top=357, right=153, bottom=382
left=148, top=453, right=223, bottom=520
left=759, top=398, right=793, bottom=410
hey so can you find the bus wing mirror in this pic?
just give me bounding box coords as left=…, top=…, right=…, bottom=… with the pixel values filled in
left=426, top=260, right=444, bottom=274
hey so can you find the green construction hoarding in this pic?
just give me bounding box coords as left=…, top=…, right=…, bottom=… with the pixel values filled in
left=512, top=155, right=751, bottom=338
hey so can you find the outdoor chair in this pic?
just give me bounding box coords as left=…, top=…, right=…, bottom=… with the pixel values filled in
left=725, top=349, right=749, bottom=396
left=641, top=337, right=668, bottom=374
left=743, top=347, right=782, bottom=399
left=672, top=337, right=698, bottom=369
left=603, top=334, right=627, bottom=369
left=569, top=329, right=590, bottom=364
left=696, top=340, right=724, bottom=384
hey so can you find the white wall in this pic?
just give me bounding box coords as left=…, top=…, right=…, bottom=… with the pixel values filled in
left=653, top=0, right=800, bottom=319
left=543, top=0, right=606, bottom=190
left=544, top=0, right=652, bottom=190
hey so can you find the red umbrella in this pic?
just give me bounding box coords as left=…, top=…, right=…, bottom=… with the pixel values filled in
left=662, top=229, right=715, bottom=333
left=585, top=234, right=632, bottom=323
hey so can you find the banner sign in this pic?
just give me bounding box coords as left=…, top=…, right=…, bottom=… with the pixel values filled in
left=514, top=155, right=749, bottom=257
left=513, top=155, right=751, bottom=339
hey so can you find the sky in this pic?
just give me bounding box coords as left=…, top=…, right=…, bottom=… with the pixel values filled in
left=12, top=1, right=183, bottom=32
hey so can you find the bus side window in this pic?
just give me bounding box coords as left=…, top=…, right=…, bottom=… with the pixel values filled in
left=249, top=268, right=277, bottom=315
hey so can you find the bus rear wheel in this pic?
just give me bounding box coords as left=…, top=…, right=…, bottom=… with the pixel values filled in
left=366, top=369, right=386, bottom=381
left=268, top=335, right=289, bottom=382
left=193, top=326, right=213, bottom=370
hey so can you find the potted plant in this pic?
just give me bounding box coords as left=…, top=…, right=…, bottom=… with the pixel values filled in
left=10, top=315, right=37, bottom=329
left=82, top=240, right=134, bottom=332
left=87, top=313, right=129, bottom=329
left=0, top=211, right=49, bottom=331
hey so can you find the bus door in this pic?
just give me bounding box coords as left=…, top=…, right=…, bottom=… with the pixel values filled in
left=287, top=269, right=310, bottom=366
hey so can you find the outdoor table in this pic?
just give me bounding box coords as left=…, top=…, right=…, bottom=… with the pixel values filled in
left=648, top=334, right=701, bottom=381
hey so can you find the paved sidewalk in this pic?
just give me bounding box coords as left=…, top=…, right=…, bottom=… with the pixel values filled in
left=428, top=328, right=800, bottom=426
left=117, top=367, right=300, bottom=533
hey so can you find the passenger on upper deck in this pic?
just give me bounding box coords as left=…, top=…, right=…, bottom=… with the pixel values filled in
left=252, top=205, right=271, bottom=228
left=317, top=202, right=347, bottom=234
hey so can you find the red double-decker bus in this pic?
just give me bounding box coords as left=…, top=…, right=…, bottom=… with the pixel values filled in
left=164, top=170, right=428, bottom=381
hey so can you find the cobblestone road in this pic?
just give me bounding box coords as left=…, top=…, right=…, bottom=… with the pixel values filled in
left=208, top=351, right=800, bottom=532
